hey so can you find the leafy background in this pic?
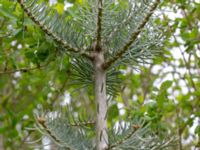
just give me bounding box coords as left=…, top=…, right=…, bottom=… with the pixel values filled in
left=0, top=0, right=200, bottom=149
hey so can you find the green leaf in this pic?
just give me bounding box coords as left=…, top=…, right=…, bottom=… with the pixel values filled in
left=156, top=81, right=172, bottom=108
left=160, top=80, right=172, bottom=91
left=195, top=125, right=200, bottom=136
left=0, top=6, right=18, bottom=21
left=108, top=104, right=119, bottom=122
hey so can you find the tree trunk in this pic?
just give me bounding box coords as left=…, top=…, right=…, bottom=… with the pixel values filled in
left=94, top=51, right=108, bottom=150
left=0, top=135, right=3, bottom=150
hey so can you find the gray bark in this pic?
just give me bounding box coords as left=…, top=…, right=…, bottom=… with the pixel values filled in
left=0, top=136, right=3, bottom=150
left=94, top=51, right=108, bottom=150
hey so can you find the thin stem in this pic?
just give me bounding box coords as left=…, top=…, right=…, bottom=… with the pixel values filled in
left=37, top=117, right=63, bottom=146
left=176, top=108, right=183, bottom=150
left=167, top=23, right=198, bottom=92
left=107, top=125, right=140, bottom=150
left=0, top=62, right=49, bottom=75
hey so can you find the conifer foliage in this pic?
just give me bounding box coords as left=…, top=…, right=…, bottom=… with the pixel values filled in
left=17, top=0, right=174, bottom=149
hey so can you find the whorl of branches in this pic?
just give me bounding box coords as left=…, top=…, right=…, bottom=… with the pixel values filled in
left=15, top=0, right=175, bottom=150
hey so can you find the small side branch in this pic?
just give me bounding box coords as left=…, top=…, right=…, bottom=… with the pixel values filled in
left=37, top=117, right=64, bottom=146
left=94, top=0, right=103, bottom=51
left=107, top=124, right=140, bottom=150
left=0, top=63, right=49, bottom=75
left=104, top=0, right=160, bottom=69
left=70, top=120, right=95, bottom=127
left=17, top=0, right=90, bottom=59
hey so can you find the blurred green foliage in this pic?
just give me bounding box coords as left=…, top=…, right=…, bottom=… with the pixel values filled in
left=0, top=0, right=200, bottom=149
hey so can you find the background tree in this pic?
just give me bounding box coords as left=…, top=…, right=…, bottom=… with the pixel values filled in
left=0, top=0, right=199, bottom=150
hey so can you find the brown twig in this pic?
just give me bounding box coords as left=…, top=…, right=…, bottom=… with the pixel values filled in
left=0, top=62, right=49, bottom=75
left=107, top=124, right=140, bottom=150
left=37, top=117, right=63, bottom=145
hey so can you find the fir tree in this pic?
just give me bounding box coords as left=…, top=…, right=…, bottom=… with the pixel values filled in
left=17, top=0, right=174, bottom=149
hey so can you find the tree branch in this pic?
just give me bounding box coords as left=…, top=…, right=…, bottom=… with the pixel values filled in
left=0, top=62, right=49, bottom=75
left=17, top=0, right=90, bottom=59
left=166, top=21, right=199, bottom=93
left=37, top=117, right=65, bottom=147
left=94, top=0, right=103, bottom=52
left=104, top=0, right=160, bottom=69
left=69, top=120, right=95, bottom=127
left=107, top=124, right=140, bottom=150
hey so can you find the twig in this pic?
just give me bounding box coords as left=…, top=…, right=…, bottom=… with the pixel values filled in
left=104, top=0, right=161, bottom=69
left=150, top=138, right=175, bottom=150
left=0, top=62, right=49, bottom=75
left=178, top=4, right=200, bottom=91
left=107, top=124, right=140, bottom=150
left=69, top=120, right=95, bottom=127
left=0, top=32, right=12, bottom=38
left=36, top=117, right=66, bottom=147
left=17, top=130, right=33, bottom=149
left=167, top=23, right=198, bottom=92
left=50, top=78, right=69, bottom=108
left=176, top=108, right=183, bottom=150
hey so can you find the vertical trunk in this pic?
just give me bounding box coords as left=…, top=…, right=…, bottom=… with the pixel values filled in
left=0, top=135, right=3, bottom=150
left=94, top=51, right=108, bottom=150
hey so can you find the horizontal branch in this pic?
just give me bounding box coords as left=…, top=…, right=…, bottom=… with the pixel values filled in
left=0, top=32, right=12, bottom=38
left=17, top=0, right=90, bottom=59
left=70, top=120, right=95, bottom=127
left=104, top=0, right=161, bottom=69
left=0, top=63, right=49, bottom=75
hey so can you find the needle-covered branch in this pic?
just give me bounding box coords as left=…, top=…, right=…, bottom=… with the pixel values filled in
left=107, top=125, right=140, bottom=150
left=104, top=0, right=161, bottom=69
left=35, top=112, right=95, bottom=150
left=7, top=0, right=176, bottom=149
left=37, top=117, right=63, bottom=146
left=94, top=0, right=103, bottom=52
left=17, top=0, right=90, bottom=58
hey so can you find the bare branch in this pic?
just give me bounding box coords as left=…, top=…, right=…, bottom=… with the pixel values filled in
left=0, top=32, right=12, bottom=38
left=0, top=62, right=49, bottom=75
left=104, top=0, right=161, bottom=69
